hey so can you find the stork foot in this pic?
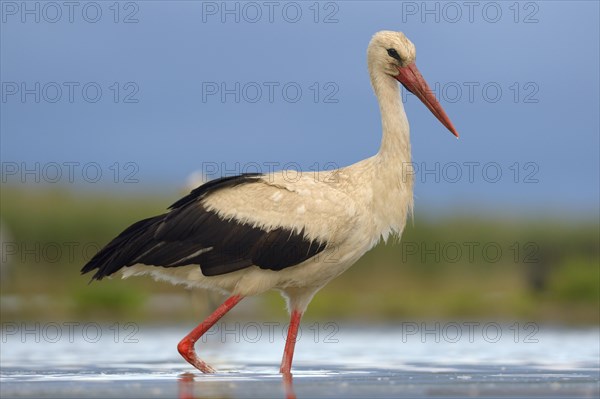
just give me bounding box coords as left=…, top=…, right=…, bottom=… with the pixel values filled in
left=178, top=339, right=216, bottom=373
left=177, top=295, right=244, bottom=373
left=279, top=365, right=291, bottom=374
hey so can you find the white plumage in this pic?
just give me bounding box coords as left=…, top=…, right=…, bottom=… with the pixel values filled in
left=83, top=30, right=458, bottom=374
left=124, top=161, right=410, bottom=310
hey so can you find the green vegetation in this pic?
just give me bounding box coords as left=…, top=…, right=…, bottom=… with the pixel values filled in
left=1, top=186, right=598, bottom=325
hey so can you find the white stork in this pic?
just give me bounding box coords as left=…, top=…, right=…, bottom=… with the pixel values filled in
left=82, top=30, right=459, bottom=375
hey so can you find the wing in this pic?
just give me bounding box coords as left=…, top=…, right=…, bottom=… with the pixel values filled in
left=81, top=173, right=358, bottom=280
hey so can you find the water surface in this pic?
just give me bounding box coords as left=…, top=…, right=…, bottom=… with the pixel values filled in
left=2, top=324, right=598, bottom=398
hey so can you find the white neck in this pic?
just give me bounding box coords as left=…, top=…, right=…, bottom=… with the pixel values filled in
left=363, top=66, right=414, bottom=239
left=371, top=70, right=411, bottom=163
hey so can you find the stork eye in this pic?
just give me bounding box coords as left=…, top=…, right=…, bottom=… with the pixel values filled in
left=387, top=48, right=402, bottom=62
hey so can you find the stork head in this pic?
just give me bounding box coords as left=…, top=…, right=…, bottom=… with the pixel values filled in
left=368, top=30, right=459, bottom=138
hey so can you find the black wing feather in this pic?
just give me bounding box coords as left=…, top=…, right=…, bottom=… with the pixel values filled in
left=81, top=174, right=327, bottom=280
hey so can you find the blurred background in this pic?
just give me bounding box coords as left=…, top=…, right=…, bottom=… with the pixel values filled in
left=1, top=1, right=598, bottom=328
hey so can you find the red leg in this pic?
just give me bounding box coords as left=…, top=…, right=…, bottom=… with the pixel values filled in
left=177, top=295, right=243, bottom=373
left=279, top=309, right=303, bottom=374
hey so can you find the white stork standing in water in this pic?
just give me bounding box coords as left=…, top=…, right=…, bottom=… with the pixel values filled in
left=81, top=31, right=459, bottom=375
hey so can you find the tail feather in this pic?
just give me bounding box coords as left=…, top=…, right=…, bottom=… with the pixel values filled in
left=81, top=215, right=164, bottom=281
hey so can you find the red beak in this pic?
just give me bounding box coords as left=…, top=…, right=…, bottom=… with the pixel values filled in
left=395, top=63, right=459, bottom=138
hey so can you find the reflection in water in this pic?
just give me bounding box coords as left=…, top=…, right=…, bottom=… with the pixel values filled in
left=282, top=372, right=296, bottom=399
left=177, top=372, right=297, bottom=399
left=178, top=373, right=196, bottom=399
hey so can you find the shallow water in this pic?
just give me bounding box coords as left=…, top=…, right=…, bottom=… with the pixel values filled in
left=1, top=324, right=598, bottom=398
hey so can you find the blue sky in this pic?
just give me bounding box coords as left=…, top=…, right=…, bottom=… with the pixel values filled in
left=1, top=1, right=599, bottom=218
